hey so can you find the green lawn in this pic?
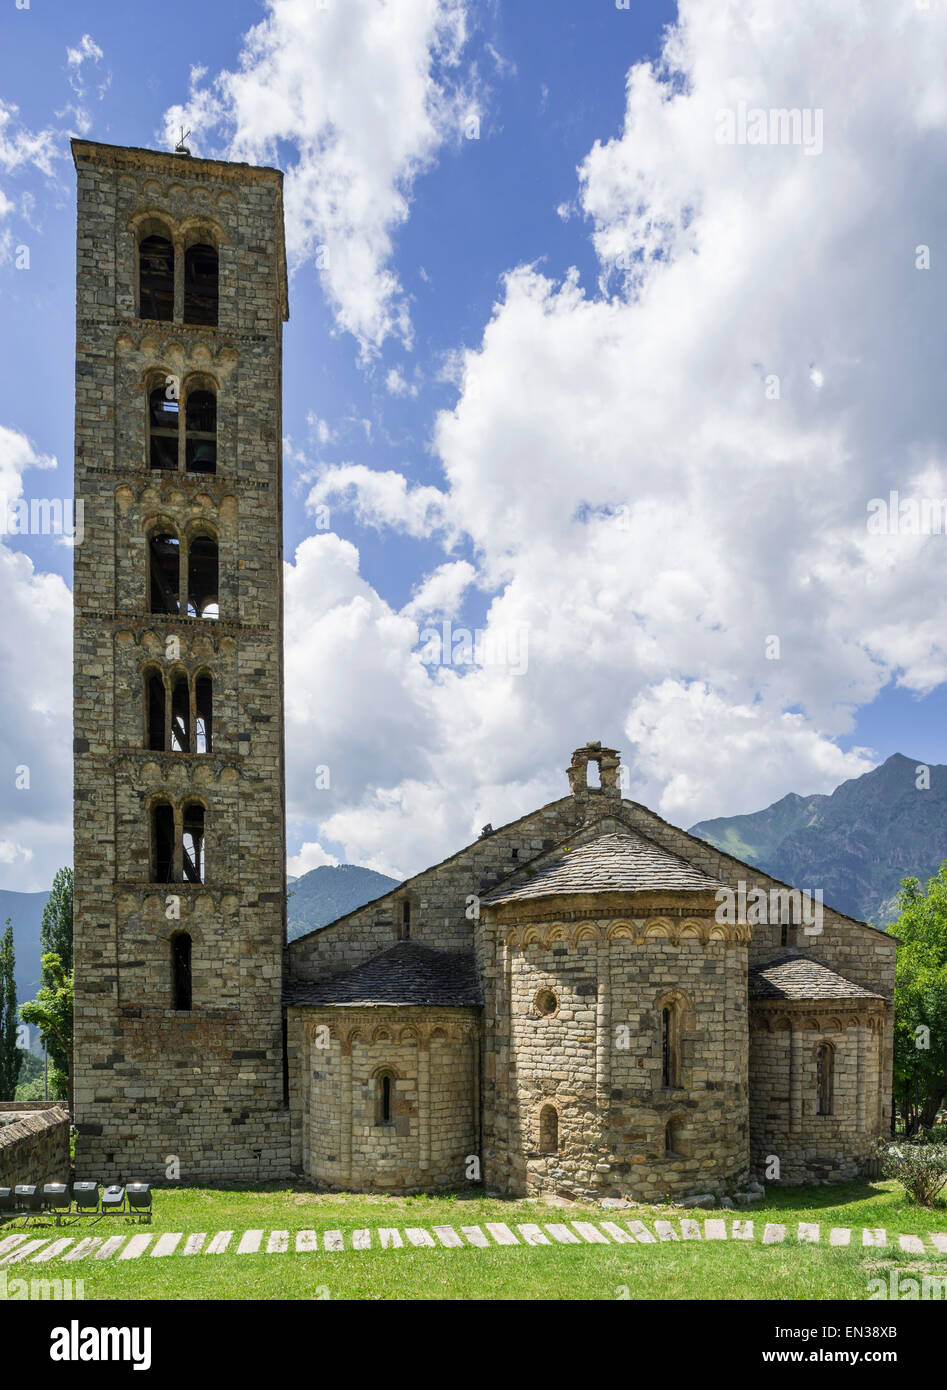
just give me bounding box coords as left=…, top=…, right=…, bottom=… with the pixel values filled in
left=4, top=1179, right=946, bottom=1301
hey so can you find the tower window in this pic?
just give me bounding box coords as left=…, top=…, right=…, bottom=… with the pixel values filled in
left=817, top=1044, right=834, bottom=1116
left=195, top=675, right=213, bottom=755
left=184, top=243, right=219, bottom=326
left=401, top=901, right=411, bottom=940
left=171, top=932, right=192, bottom=1011
left=182, top=802, right=205, bottom=884
left=149, top=533, right=180, bottom=614
left=148, top=386, right=179, bottom=470
left=538, top=1104, right=558, bottom=1153
left=185, top=388, right=216, bottom=474
left=170, top=675, right=190, bottom=753
left=146, top=671, right=165, bottom=751
left=139, top=234, right=174, bottom=321
left=151, top=802, right=175, bottom=883
left=187, top=537, right=218, bottom=620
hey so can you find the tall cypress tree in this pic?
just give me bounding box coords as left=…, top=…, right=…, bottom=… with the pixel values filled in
left=0, top=919, right=22, bottom=1101
left=40, top=867, right=73, bottom=978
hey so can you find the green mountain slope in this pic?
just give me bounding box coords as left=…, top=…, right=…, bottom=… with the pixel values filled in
left=287, top=863, right=400, bottom=941
left=689, top=753, right=947, bottom=926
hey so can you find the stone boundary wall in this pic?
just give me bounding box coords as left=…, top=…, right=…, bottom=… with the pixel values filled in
left=0, top=1105, right=71, bottom=1189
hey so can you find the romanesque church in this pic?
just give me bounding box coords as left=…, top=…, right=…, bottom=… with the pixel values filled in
left=70, top=140, right=895, bottom=1202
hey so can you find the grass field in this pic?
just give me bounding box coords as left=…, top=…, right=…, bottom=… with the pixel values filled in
left=3, top=1179, right=946, bottom=1300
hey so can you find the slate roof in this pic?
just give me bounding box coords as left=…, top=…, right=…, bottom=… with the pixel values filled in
left=748, top=954, right=884, bottom=1002
left=483, top=831, right=725, bottom=904
left=284, top=941, right=482, bottom=1008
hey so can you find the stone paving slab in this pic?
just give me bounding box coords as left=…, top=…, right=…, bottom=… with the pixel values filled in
left=14, top=1217, right=947, bottom=1264
left=433, top=1225, right=464, bottom=1248
left=1, top=1238, right=50, bottom=1264
left=545, top=1223, right=581, bottom=1245
left=118, top=1235, right=152, bottom=1260
left=31, top=1239, right=75, bottom=1263
left=152, top=1233, right=182, bottom=1257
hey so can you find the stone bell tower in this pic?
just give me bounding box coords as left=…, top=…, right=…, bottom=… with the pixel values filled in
left=71, top=139, right=290, bottom=1181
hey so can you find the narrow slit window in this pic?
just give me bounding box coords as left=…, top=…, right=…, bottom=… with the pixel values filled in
left=817, top=1044, right=834, bottom=1116
left=152, top=802, right=175, bottom=883
left=187, top=537, right=218, bottom=620
left=185, top=389, right=216, bottom=474
left=401, top=901, right=411, bottom=940
left=146, top=672, right=166, bottom=751
left=139, top=234, right=174, bottom=321
left=171, top=933, right=192, bottom=1011
left=184, top=243, right=219, bottom=326
left=148, top=386, right=179, bottom=470
left=375, top=1071, right=396, bottom=1126
left=149, top=534, right=180, bottom=614
left=170, top=675, right=190, bottom=753
left=661, top=1002, right=681, bottom=1089
left=195, top=675, right=213, bottom=755
left=182, top=803, right=205, bottom=884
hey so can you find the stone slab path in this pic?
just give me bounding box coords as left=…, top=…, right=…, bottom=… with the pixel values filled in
left=3, top=1218, right=946, bottom=1266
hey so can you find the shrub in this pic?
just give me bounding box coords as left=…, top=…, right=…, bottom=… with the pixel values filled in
left=878, top=1139, right=947, bottom=1207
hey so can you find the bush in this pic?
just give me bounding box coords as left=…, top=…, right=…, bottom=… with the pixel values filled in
left=879, top=1139, right=947, bottom=1206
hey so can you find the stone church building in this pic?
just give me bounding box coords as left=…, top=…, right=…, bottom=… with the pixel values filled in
left=70, top=140, right=895, bottom=1202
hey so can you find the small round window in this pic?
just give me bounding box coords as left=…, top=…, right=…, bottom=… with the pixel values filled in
left=534, top=988, right=558, bottom=1017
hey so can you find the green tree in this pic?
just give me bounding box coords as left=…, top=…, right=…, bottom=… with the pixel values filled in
left=20, top=953, right=73, bottom=1108
left=887, top=863, right=947, bottom=1135
left=41, top=866, right=73, bottom=977
left=0, top=919, right=22, bottom=1101
left=38, top=867, right=73, bottom=1081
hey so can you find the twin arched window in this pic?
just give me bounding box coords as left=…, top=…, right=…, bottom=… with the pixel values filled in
left=138, top=230, right=218, bottom=326
left=151, top=800, right=206, bottom=884
left=148, top=379, right=217, bottom=474
left=145, top=668, right=213, bottom=754
left=148, top=529, right=218, bottom=619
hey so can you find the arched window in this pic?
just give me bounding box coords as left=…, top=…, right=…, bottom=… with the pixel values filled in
left=817, top=1043, right=834, bottom=1116
left=148, top=384, right=179, bottom=470
left=145, top=670, right=165, bottom=751
left=401, top=901, right=411, bottom=940
left=538, top=1104, right=558, bottom=1153
left=187, top=536, right=218, bottom=619
left=182, top=802, right=205, bottom=884
left=185, top=388, right=216, bottom=474
left=171, top=932, right=192, bottom=1011
left=184, top=243, right=218, bottom=326
left=661, top=1002, right=682, bottom=1088
left=170, top=675, right=190, bottom=753
left=139, top=234, right=174, bottom=321
left=375, top=1071, right=396, bottom=1126
left=149, top=532, right=180, bottom=614
left=151, top=801, right=175, bottom=883
left=195, top=675, right=213, bottom=754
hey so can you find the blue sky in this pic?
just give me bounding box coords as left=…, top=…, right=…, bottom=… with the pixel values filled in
left=1, top=0, right=945, bottom=891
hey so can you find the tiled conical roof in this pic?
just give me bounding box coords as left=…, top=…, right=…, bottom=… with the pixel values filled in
left=484, top=831, right=725, bottom=904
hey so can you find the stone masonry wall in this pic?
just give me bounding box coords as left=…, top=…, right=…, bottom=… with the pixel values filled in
left=482, top=901, right=749, bottom=1202
left=294, top=1007, right=478, bottom=1191
left=72, top=141, right=290, bottom=1182
left=0, top=1105, right=71, bottom=1189
left=749, top=1004, right=885, bottom=1183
